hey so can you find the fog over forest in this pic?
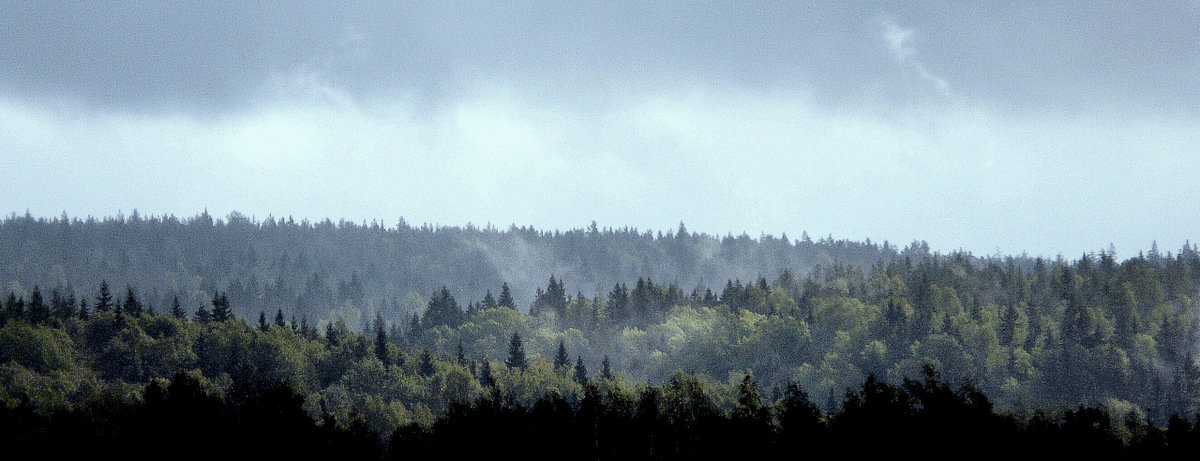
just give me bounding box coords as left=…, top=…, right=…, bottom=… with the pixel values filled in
left=4, top=3, right=1200, bottom=457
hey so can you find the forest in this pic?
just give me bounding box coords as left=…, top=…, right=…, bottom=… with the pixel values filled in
left=3, top=212, right=1200, bottom=456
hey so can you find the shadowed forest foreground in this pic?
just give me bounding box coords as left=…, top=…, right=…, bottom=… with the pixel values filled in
left=4, top=367, right=1199, bottom=460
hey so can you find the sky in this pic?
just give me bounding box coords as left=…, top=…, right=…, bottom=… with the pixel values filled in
left=2, top=2, right=1198, bottom=259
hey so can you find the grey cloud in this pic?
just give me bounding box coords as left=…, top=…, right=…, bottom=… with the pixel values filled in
left=7, top=2, right=1194, bottom=115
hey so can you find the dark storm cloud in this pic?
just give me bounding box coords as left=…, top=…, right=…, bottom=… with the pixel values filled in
left=4, top=2, right=1195, bottom=113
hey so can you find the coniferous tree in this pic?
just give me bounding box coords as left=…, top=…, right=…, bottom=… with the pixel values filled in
left=601, top=355, right=613, bottom=380
left=211, top=292, right=231, bottom=322
left=169, top=296, right=186, bottom=319
left=478, top=360, right=495, bottom=388
left=9, top=297, right=24, bottom=320
left=419, top=349, right=436, bottom=376
left=258, top=312, right=269, bottom=332
left=28, top=286, right=48, bottom=323
left=274, top=309, right=286, bottom=328
left=78, top=297, right=89, bottom=320
left=506, top=332, right=528, bottom=370
left=194, top=303, right=212, bottom=325
left=481, top=290, right=497, bottom=311
left=606, top=283, right=629, bottom=323
left=553, top=340, right=570, bottom=372
left=497, top=283, right=516, bottom=309
left=123, top=285, right=141, bottom=316
left=422, top=286, right=462, bottom=329
left=407, top=313, right=421, bottom=345
left=455, top=340, right=467, bottom=366
left=574, top=356, right=588, bottom=385
left=325, top=322, right=341, bottom=347
left=50, top=289, right=73, bottom=319
left=375, top=321, right=390, bottom=366
left=95, top=281, right=113, bottom=312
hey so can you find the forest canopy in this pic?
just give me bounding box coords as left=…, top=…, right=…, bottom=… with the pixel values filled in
left=2, top=211, right=1200, bottom=457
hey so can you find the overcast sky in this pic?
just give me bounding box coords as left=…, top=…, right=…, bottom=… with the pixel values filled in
left=2, top=2, right=1198, bottom=258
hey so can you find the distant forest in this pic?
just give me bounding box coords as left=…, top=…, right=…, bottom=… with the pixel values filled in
left=3, top=211, right=1200, bottom=455
left=0, top=210, right=894, bottom=325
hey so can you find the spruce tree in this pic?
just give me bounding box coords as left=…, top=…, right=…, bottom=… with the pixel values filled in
left=375, top=321, right=390, bottom=366
left=481, top=290, right=497, bottom=310
left=553, top=340, right=570, bottom=372
left=498, top=283, right=516, bottom=309
left=170, top=296, right=186, bottom=319
left=573, top=356, right=588, bottom=385
left=478, top=360, right=495, bottom=388
left=194, top=303, right=212, bottom=325
left=95, top=281, right=113, bottom=312
left=211, top=292, right=231, bottom=322
left=601, top=355, right=613, bottom=380
left=28, top=286, right=48, bottom=324
left=274, top=309, right=286, bottom=328
left=123, top=285, right=141, bottom=316
left=78, top=298, right=90, bottom=320
left=419, top=348, right=436, bottom=377
left=455, top=340, right=467, bottom=365
left=506, top=332, right=528, bottom=370
left=258, top=312, right=269, bottom=331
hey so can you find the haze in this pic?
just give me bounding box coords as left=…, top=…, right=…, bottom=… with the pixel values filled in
left=2, top=2, right=1197, bottom=258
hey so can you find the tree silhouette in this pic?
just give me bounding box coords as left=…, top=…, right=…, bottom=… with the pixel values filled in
left=506, top=332, right=528, bottom=370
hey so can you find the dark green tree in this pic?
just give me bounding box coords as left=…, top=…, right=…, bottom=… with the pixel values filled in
left=497, top=283, right=516, bottom=309
left=553, top=340, right=570, bottom=372
left=210, top=292, right=231, bottom=323
left=419, top=348, right=436, bottom=377
left=169, top=296, right=186, bottom=319
left=27, top=286, right=48, bottom=324
left=601, top=355, right=613, bottom=380
left=506, top=332, right=528, bottom=370
left=375, top=320, right=390, bottom=366
left=95, top=281, right=113, bottom=312
left=194, top=303, right=212, bottom=325
left=481, top=290, right=497, bottom=310
left=455, top=340, right=467, bottom=366
left=478, top=360, right=495, bottom=388
left=573, top=356, right=588, bottom=385
left=274, top=309, right=286, bottom=328
left=258, top=312, right=269, bottom=332
left=422, top=287, right=462, bottom=329
left=123, top=285, right=142, bottom=316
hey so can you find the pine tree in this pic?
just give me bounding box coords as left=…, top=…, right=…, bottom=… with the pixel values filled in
left=274, top=309, right=286, bottom=328
left=95, top=281, right=113, bottom=312
left=573, top=356, right=588, bottom=385
left=498, top=283, right=516, bottom=309
left=78, top=298, right=90, bottom=320
left=481, top=290, right=497, bottom=310
left=601, top=355, right=613, bottom=380
left=325, top=322, right=341, bottom=347
left=478, top=360, right=495, bottom=388
left=419, top=349, right=436, bottom=377
left=422, top=286, right=462, bottom=329
left=553, top=340, right=570, bottom=372
left=123, top=285, right=142, bottom=316
left=170, top=296, right=186, bottom=319
left=28, top=286, right=48, bottom=324
left=194, top=303, right=212, bottom=325
left=375, top=321, right=390, bottom=366
left=50, top=289, right=74, bottom=319
left=211, top=292, right=231, bottom=322
left=258, top=312, right=269, bottom=332
left=455, top=340, right=467, bottom=365
left=506, top=332, right=528, bottom=370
